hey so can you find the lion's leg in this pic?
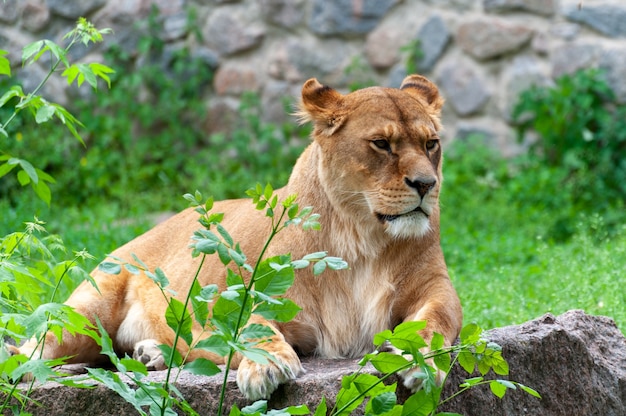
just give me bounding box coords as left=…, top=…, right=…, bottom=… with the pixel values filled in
left=18, top=274, right=131, bottom=365
left=396, top=283, right=462, bottom=391
left=231, top=315, right=303, bottom=401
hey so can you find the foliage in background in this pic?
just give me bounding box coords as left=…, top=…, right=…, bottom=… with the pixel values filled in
left=1, top=8, right=308, bottom=211
left=0, top=18, right=113, bottom=205
left=440, top=137, right=626, bottom=332
left=0, top=19, right=117, bottom=416
left=512, top=68, right=626, bottom=240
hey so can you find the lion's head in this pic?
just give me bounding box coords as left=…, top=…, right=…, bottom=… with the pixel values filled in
left=297, top=75, right=445, bottom=239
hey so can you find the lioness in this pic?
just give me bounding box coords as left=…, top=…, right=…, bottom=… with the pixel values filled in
left=18, top=74, right=462, bottom=400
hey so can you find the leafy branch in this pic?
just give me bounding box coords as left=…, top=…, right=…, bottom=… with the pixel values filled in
left=0, top=18, right=114, bottom=205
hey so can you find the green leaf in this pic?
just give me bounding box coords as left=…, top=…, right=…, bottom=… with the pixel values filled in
left=190, top=279, right=209, bottom=327
left=98, top=261, right=122, bottom=275
left=263, top=183, right=273, bottom=201
left=313, top=398, right=327, bottom=416
left=433, top=350, right=451, bottom=374
left=518, top=383, right=542, bottom=398
left=312, top=260, right=327, bottom=275
left=17, top=169, right=30, bottom=186
left=402, top=389, right=436, bottom=416
left=119, top=358, right=148, bottom=375
left=370, top=391, right=397, bottom=414
left=302, top=251, right=327, bottom=261
left=165, top=298, right=193, bottom=346
left=22, top=40, right=45, bottom=64
left=239, top=347, right=272, bottom=365
left=195, top=334, right=230, bottom=357
left=89, top=62, right=115, bottom=88
left=0, top=86, right=23, bottom=108
left=0, top=50, right=10, bottom=76
left=183, top=357, right=221, bottom=376
left=32, top=176, right=52, bottom=205
left=457, top=350, right=476, bottom=374
left=389, top=321, right=428, bottom=354
left=367, top=351, right=411, bottom=373
left=217, top=223, right=234, bottom=246
left=17, top=158, right=38, bottom=184
left=324, top=256, right=348, bottom=271
left=373, top=329, right=393, bottom=347
left=240, top=323, right=275, bottom=341
left=489, top=380, right=508, bottom=398
left=253, top=298, right=301, bottom=322
left=430, top=332, right=444, bottom=351
left=290, top=259, right=309, bottom=269
left=254, top=255, right=294, bottom=296
left=460, top=323, right=481, bottom=344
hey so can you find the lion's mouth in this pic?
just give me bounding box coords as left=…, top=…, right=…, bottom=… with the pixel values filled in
left=376, top=206, right=427, bottom=223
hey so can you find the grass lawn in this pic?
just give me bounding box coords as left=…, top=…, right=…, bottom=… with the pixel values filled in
left=1, top=141, right=624, bottom=334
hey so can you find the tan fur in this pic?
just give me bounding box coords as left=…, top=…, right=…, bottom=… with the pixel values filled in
left=18, top=75, right=462, bottom=400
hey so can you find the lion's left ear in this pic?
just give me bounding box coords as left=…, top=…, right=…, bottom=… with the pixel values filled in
left=400, top=74, right=444, bottom=114
left=296, top=78, right=346, bottom=135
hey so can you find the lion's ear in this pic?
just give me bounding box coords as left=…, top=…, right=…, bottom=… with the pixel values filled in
left=297, top=78, right=345, bottom=135
left=400, top=74, right=444, bottom=114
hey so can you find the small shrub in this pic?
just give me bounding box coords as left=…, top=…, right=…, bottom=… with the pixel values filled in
left=512, top=68, right=626, bottom=225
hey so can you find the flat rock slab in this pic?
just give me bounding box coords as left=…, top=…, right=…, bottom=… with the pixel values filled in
left=14, top=310, right=626, bottom=415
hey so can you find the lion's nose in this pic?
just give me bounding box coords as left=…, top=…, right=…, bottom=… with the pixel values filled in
left=405, top=177, right=436, bottom=197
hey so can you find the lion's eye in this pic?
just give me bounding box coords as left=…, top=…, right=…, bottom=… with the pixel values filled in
left=372, top=139, right=391, bottom=152
left=425, top=139, right=439, bottom=151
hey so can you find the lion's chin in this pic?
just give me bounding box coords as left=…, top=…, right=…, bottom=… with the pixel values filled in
left=382, top=212, right=431, bottom=239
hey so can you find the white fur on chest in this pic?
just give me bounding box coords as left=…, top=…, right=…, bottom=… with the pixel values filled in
left=313, top=262, right=396, bottom=359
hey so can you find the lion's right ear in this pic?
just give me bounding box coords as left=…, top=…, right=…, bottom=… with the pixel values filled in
left=296, top=78, right=346, bottom=135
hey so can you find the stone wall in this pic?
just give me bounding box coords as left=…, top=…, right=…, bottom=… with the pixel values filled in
left=2, top=0, right=626, bottom=155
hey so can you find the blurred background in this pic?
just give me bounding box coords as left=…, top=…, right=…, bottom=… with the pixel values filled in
left=1, top=0, right=624, bottom=331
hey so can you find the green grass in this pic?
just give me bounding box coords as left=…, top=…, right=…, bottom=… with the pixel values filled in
left=440, top=140, right=626, bottom=332
left=1, top=138, right=624, bottom=334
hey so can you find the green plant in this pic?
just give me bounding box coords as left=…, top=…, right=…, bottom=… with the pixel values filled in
left=326, top=322, right=539, bottom=416
left=512, top=68, right=626, bottom=231
left=0, top=18, right=114, bottom=205
left=401, top=39, right=424, bottom=75
left=0, top=19, right=119, bottom=416
left=81, top=185, right=346, bottom=415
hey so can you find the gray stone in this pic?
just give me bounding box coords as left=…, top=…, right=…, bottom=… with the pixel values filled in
left=457, top=18, right=533, bottom=60
left=484, top=0, right=557, bottom=16
left=21, top=2, right=51, bottom=33
left=600, top=46, right=626, bottom=103
left=549, top=22, right=580, bottom=40
left=439, top=61, right=491, bottom=116
left=388, top=63, right=408, bottom=88
left=12, top=311, right=626, bottom=415
left=203, top=8, right=265, bottom=56
left=273, top=38, right=349, bottom=82
left=214, top=65, right=259, bottom=96
left=162, top=12, right=187, bottom=41
left=47, top=0, right=107, bottom=19
left=415, top=15, right=450, bottom=73
left=260, top=0, right=305, bottom=28
left=309, top=0, right=398, bottom=36
left=565, top=4, right=626, bottom=38
left=365, top=26, right=405, bottom=70
left=440, top=311, right=626, bottom=415
left=0, top=0, right=19, bottom=23
left=261, top=80, right=298, bottom=124
left=551, top=42, right=601, bottom=78
left=421, top=0, right=477, bottom=11
left=500, top=55, right=551, bottom=121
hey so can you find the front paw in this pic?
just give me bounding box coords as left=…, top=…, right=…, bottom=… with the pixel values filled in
left=236, top=344, right=303, bottom=401
left=133, top=339, right=166, bottom=370
left=400, top=363, right=445, bottom=392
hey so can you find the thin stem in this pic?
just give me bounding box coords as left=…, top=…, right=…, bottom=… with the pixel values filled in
left=160, top=254, right=206, bottom=414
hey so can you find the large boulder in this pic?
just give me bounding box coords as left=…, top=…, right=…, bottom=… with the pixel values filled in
left=14, top=310, right=626, bottom=415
